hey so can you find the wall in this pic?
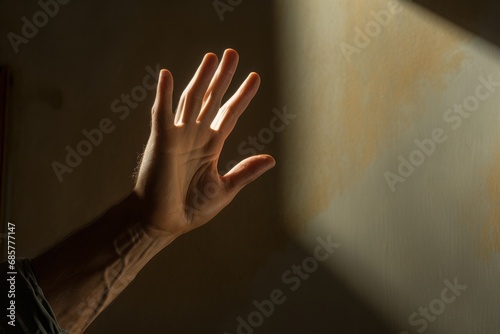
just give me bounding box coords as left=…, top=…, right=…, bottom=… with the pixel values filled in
left=276, top=0, right=500, bottom=333
left=1, top=0, right=499, bottom=333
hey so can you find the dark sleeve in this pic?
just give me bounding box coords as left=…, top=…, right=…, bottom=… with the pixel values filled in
left=1, top=258, right=68, bottom=334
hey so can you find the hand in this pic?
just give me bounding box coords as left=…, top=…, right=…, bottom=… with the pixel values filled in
left=133, top=49, right=276, bottom=240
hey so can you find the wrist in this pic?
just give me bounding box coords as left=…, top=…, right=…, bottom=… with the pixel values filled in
left=125, top=190, right=180, bottom=246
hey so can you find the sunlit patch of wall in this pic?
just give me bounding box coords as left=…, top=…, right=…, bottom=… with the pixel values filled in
left=276, top=0, right=500, bottom=332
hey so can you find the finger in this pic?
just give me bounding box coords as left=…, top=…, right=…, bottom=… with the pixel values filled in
left=178, top=53, right=219, bottom=125
left=197, top=49, right=239, bottom=125
left=212, top=72, right=260, bottom=139
left=222, top=155, right=276, bottom=196
left=152, top=69, right=174, bottom=132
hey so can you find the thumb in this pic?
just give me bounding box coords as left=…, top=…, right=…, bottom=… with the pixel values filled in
left=222, top=155, right=276, bottom=195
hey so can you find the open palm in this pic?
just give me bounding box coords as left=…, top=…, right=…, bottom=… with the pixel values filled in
left=134, top=49, right=276, bottom=239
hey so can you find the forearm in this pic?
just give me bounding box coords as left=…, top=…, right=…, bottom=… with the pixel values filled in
left=31, top=191, right=176, bottom=333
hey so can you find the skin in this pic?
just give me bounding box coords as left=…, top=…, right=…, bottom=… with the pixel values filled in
left=31, top=49, right=276, bottom=333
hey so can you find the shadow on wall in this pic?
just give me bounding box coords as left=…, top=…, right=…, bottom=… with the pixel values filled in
left=219, top=239, right=401, bottom=334
left=89, top=227, right=398, bottom=334
left=407, top=0, right=500, bottom=48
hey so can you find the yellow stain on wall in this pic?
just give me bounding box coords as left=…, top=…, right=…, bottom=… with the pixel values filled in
left=339, top=2, right=466, bottom=177
left=283, top=0, right=470, bottom=231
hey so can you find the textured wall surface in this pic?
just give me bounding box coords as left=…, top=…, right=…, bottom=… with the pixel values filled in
left=1, top=0, right=499, bottom=333
left=276, top=0, right=500, bottom=333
